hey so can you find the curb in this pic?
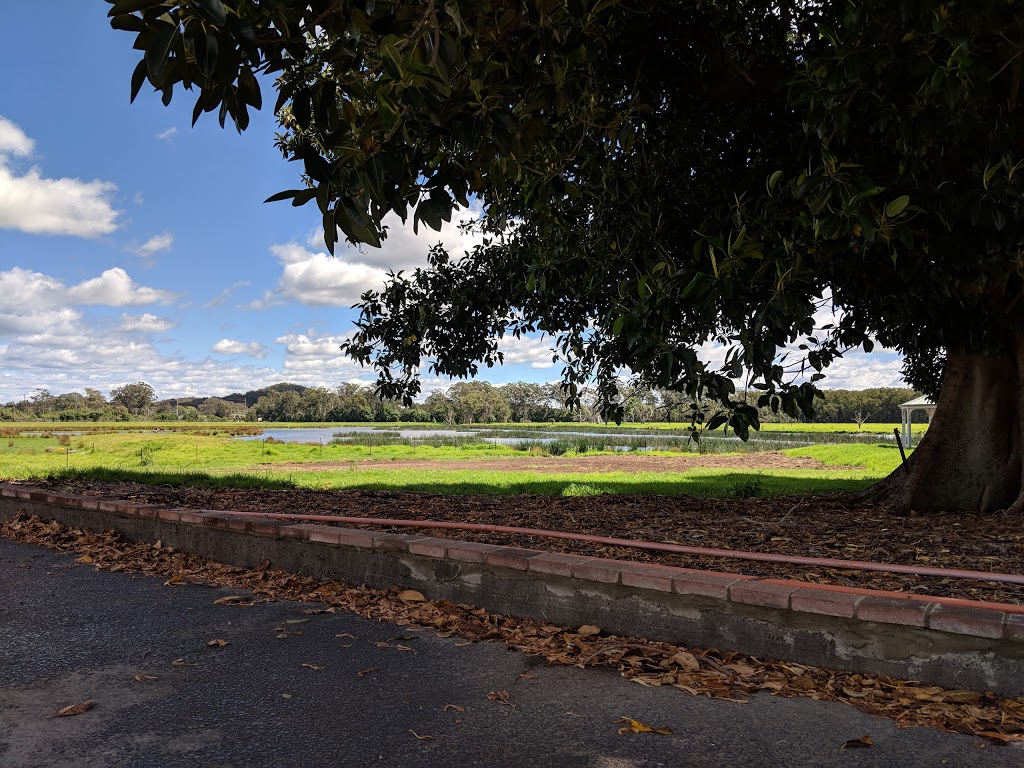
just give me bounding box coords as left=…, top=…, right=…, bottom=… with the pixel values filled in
left=2, top=483, right=1023, bottom=697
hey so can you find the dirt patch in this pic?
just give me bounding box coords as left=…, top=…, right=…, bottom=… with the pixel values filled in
left=264, top=451, right=835, bottom=474
left=24, top=479, right=1024, bottom=605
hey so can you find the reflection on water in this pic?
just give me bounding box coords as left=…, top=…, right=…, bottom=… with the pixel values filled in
left=235, top=425, right=895, bottom=454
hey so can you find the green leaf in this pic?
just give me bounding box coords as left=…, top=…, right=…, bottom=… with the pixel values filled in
left=194, top=0, right=227, bottom=25
left=145, top=25, right=178, bottom=85
left=884, top=195, right=910, bottom=218
left=107, top=0, right=165, bottom=16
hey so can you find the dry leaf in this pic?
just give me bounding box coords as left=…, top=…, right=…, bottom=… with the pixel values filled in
left=302, top=663, right=323, bottom=671
left=74, top=555, right=93, bottom=564
left=207, top=639, right=229, bottom=648
left=670, top=651, right=700, bottom=672
left=285, top=618, right=309, bottom=625
left=336, top=633, right=358, bottom=639
left=50, top=700, right=94, bottom=718
left=409, top=730, right=433, bottom=741
left=163, top=574, right=185, bottom=586
left=213, top=595, right=250, bottom=606
left=171, top=659, right=198, bottom=667
left=132, top=674, right=159, bottom=683
left=615, top=717, right=672, bottom=735
left=577, top=625, right=601, bottom=637
left=356, top=667, right=379, bottom=678
left=487, top=690, right=511, bottom=705
left=398, top=590, right=426, bottom=602
left=841, top=735, right=874, bottom=750
left=517, top=674, right=537, bottom=681
left=444, top=704, right=465, bottom=713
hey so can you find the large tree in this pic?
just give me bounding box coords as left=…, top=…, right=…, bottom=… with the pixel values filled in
left=109, top=0, right=1024, bottom=512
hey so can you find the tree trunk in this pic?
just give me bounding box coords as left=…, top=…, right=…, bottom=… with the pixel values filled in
left=862, top=341, right=1024, bottom=514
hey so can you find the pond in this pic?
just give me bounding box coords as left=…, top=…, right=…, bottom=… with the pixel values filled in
left=234, top=424, right=896, bottom=454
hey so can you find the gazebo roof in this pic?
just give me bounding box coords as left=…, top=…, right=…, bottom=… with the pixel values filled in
left=900, top=395, right=935, bottom=408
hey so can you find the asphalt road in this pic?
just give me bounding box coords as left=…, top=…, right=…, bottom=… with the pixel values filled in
left=0, top=538, right=1020, bottom=768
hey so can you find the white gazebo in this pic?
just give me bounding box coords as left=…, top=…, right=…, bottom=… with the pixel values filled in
left=899, top=395, right=936, bottom=448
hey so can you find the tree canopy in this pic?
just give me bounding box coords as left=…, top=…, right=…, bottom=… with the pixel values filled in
left=108, top=0, right=1024, bottom=511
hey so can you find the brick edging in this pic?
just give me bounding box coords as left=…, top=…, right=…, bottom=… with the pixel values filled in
left=2, top=483, right=1021, bottom=644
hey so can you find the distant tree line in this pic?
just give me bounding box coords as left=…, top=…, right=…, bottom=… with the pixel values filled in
left=1, top=380, right=927, bottom=426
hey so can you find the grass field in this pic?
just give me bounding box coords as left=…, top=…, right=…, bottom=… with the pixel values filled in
left=0, top=422, right=904, bottom=497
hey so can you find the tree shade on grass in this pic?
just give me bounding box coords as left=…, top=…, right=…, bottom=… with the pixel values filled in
left=108, top=1, right=1024, bottom=512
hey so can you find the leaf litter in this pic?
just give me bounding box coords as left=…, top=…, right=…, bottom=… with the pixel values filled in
left=4, top=512, right=1024, bottom=744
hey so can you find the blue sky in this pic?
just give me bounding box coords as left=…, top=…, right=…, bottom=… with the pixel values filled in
left=0, top=2, right=906, bottom=404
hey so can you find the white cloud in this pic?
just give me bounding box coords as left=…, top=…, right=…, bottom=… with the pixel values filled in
left=0, top=116, right=120, bottom=238
left=156, top=127, right=178, bottom=141
left=260, top=209, right=484, bottom=307
left=497, top=335, right=558, bottom=369
left=66, top=268, right=175, bottom=306
left=131, top=232, right=174, bottom=258
left=0, top=117, right=34, bottom=156
left=119, top=313, right=176, bottom=333
left=0, top=266, right=174, bottom=313
left=204, top=280, right=251, bottom=308
left=211, top=339, right=269, bottom=358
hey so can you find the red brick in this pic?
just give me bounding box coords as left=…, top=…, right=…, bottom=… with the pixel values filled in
left=928, top=604, right=1006, bottom=640
left=97, top=499, right=136, bottom=514
left=526, top=552, right=582, bottom=577
left=76, top=496, right=101, bottom=510
left=855, top=596, right=931, bottom=627
left=252, top=519, right=288, bottom=537
left=620, top=563, right=679, bottom=592
left=14, top=488, right=33, bottom=500
left=673, top=571, right=752, bottom=599
left=156, top=508, right=184, bottom=523
left=729, top=580, right=800, bottom=609
left=0, top=485, right=17, bottom=498
left=445, top=541, right=502, bottom=564
left=176, top=510, right=210, bottom=526
left=329, top=528, right=377, bottom=549
left=372, top=533, right=417, bottom=554
left=790, top=587, right=864, bottom=618
left=45, top=492, right=71, bottom=505
left=306, top=527, right=347, bottom=546
left=570, top=558, right=625, bottom=584
left=483, top=547, right=544, bottom=571
left=278, top=524, right=323, bottom=541
left=201, top=513, right=236, bottom=529
left=408, top=537, right=448, bottom=558
left=27, top=490, right=49, bottom=502
left=1006, top=614, right=1024, bottom=641
left=224, top=517, right=256, bottom=533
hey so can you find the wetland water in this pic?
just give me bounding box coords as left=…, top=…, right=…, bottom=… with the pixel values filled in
left=236, top=425, right=896, bottom=454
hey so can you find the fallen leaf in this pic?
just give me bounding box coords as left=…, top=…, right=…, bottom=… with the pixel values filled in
left=398, top=589, right=426, bottom=602
left=171, top=659, right=198, bottom=667
left=517, top=674, right=537, bottom=681
left=409, top=729, right=433, bottom=741
left=841, top=735, right=874, bottom=750
left=577, top=624, right=601, bottom=637
left=670, top=651, right=700, bottom=672
left=336, top=633, right=358, bottom=639
left=615, top=717, right=672, bottom=735
left=74, top=555, right=93, bottom=564
left=207, top=639, right=229, bottom=648
left=276, top=631, right=304, bottom=639
left=213, top=595, right=250, bottom=605
left=395, top=645, right=416, bottom=653
left=375, top=642, right=393, bottom=649
left=285, top=618, right=309, bottom=625
left=50, top=701, right=94, bottom=718
left=132, top=674, right=159, bottom=683
left=302, top=663, right=323, bottom=671
left=842, top=687, right=870, bottom=699
left=163, top=574, right=185, bottom=586
left=444, top=704, right=465, bottom=713
left=487, top=690, right=511, bottom=705
left=356, top=667, right=379, bottom=678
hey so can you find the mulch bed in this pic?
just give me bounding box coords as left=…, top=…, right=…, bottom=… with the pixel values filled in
left=21, top=479, right=1024, bottom=605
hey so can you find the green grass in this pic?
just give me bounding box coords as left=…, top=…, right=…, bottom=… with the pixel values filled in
left=0, top=423, right=903, bottom=498
left=782, top=442, right=908, bottom=474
